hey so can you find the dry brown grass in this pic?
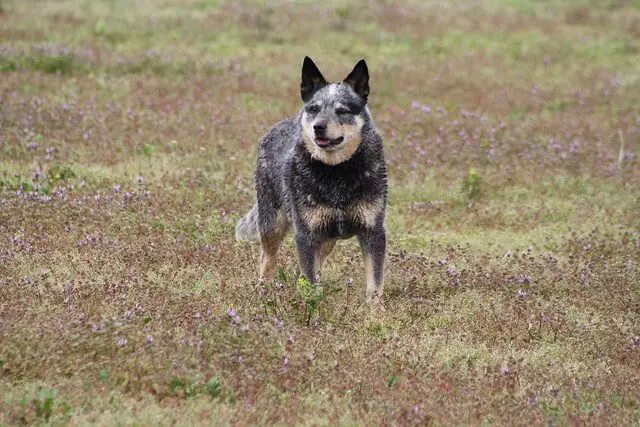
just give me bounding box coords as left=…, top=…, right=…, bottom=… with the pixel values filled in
left=1, top=0, right=639, bottom=425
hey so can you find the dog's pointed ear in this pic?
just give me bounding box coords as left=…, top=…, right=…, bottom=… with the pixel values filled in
left=301, top=56, right=327, bottom=102
left=343, top=59, right=369, bottom=101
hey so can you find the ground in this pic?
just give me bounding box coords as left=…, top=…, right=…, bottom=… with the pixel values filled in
left=1, top=0, right=639, bottom=425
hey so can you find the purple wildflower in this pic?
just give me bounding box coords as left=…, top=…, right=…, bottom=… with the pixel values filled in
left=500, top=366, right=510, bottom=374
left=518, top=274, right=532, bottom=283
left=117, top=337, right=128, bottom=347
left=227, top=308, right=237, bottom=317
left=135, top=175, right=144, bottom=184
left=146, top=335, right=154, bottom=345
left=412, top=404, right=420, bottom=416
left=517, top=289, right=528, bottom=298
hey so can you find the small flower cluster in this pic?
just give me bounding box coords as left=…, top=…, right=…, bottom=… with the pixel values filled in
left=77, top=233, right=103, bottom=247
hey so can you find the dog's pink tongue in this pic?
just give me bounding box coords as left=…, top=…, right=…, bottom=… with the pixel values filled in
left=316, top=138, right=331, bottom=146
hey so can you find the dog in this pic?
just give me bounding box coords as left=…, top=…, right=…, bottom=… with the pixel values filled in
left=236, top=57, right=387, bottom=302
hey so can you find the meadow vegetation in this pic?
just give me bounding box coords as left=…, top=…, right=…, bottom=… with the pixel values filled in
left=1, top=0, right=639, bottom=424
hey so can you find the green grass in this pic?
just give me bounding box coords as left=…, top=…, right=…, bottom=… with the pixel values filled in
left=1, top=0, right=639, bottom=425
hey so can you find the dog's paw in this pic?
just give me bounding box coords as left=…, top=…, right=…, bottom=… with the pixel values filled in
left=366, top=294, right=385, bottom=311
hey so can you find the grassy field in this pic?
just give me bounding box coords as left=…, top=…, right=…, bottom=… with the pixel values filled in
left=1, top=0, right=639, bottom=425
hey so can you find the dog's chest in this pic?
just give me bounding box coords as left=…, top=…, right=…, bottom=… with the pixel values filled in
left=299, top=194, right=383, bottom=238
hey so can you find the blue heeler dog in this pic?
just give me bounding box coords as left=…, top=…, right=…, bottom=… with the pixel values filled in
left=236, top=57, right=387, bottom=302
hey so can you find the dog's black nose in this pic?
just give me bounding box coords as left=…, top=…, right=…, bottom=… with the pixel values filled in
left=313, top=123, right=326, bottom=135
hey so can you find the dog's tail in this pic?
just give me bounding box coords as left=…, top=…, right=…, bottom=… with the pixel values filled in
left=235, top=203, right=260, bottom=243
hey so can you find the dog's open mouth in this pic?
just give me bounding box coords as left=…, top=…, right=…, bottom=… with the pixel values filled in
left=316, top=136, right=344, bottom=148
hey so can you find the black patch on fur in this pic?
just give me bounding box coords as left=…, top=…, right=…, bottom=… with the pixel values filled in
left=301, top=57, right=327, bottom=102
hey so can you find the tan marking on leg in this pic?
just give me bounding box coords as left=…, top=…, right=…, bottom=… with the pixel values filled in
left=363, top=250, right=384, bottom=302
left=259, top=249, right=278, bottom=283
left=258, top=212, right=288, bottom=283
left=314, top=240, right=336, bottom=279
left=348, top=198, right=385, bottom=228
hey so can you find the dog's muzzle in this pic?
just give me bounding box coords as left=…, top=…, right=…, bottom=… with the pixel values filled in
left=313, top=123, right=344, bottom=148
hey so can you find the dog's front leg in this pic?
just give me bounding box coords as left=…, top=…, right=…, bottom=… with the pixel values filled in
left=295, top=231, right=319, bottom=283
left=358, top=227, right=386, bottom=302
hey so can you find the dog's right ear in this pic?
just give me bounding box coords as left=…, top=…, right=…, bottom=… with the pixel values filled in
left=301, top=56, right=327, bottom=102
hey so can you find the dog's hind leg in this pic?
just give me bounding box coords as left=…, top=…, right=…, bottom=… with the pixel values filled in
left=358, top=227, right=386, bottom=302
left=258, top=210, right=288, bottom=283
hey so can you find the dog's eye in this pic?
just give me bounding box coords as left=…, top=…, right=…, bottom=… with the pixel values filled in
left=336, top=108, right=351, bottom=115
left=307, top=105, right=321, bottom=114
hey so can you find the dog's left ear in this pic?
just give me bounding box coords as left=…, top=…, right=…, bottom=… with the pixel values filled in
left=343, top=59, right=369, bottom=101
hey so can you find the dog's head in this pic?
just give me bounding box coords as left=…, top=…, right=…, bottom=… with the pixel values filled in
left=300, top=57, right=371, bottom=166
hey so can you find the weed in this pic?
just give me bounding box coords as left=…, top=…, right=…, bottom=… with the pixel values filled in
left=295, top=274, right=325, bottom=326
left=17, top=387, right=71, bottom=423
left=461, top=167, right=482, bottom=201
left=47, top=164, right=77, bottom=182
